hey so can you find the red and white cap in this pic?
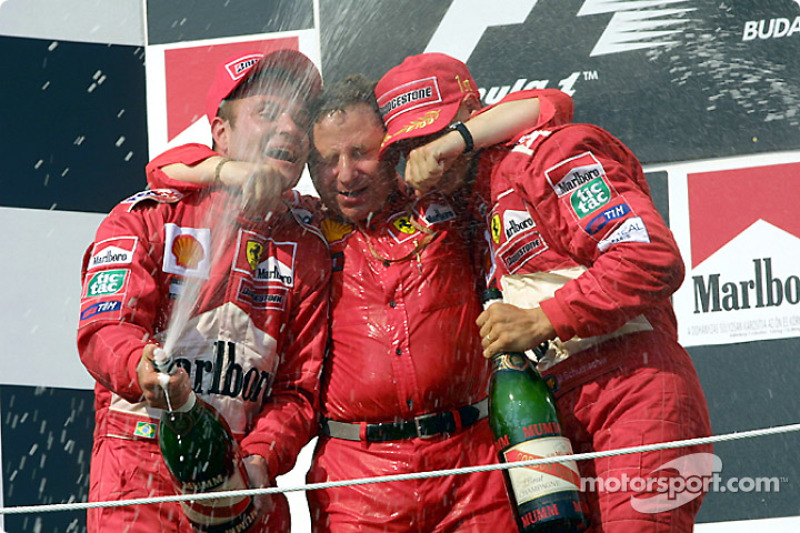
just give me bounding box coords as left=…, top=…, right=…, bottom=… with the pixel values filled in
left=375, top=52, right=479, bottom=154
left=205, top=49, right=322, bottom=121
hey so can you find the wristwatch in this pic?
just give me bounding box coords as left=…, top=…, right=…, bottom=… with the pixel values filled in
left=448, top=121, right=474, bottom=153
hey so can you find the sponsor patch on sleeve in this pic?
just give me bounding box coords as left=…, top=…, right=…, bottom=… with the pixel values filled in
left=546, top=152, right=606, bottom=198
left=83, top=269, right=129, bottom=298
left=597, top=217, right=650, bottom=252
left=569, top=176, right=612, bottom=218
left=583, top=202, right=632, bottom=236
left=162, top=224, right=211, bottom=279
left=79, top=299, right=123, bottom=325
left=87, top=237, right=138, bottom=271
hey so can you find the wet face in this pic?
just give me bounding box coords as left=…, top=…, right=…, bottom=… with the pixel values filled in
left=310, top=104, right=397, bottom=223
left=217, top=84, right=311, bottom=189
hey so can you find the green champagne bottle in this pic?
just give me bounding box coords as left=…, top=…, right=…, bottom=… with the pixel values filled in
left=481, top=288, right=587, bottom=532
left=153, top=348, right=260, bottom=532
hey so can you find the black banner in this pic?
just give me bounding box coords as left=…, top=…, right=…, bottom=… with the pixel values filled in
left=320, top=0, right=800, bottom=164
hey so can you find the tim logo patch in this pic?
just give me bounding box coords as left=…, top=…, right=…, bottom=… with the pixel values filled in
left=584, top=203, right=632, bottom=236
left=79, top=300, right=123, bottom=323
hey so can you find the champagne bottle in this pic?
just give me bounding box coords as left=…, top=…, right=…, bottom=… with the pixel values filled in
left=481, top=288, right=587, bottom=532
left=153, top=348, right=260, bottom=533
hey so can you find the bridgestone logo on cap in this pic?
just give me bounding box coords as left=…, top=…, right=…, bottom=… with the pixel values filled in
left=225, top=54, right=263, bottom=81
left=377, top=77, right=442, bottom=123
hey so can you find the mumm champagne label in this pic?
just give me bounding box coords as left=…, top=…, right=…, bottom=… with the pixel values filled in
left=502, top=436, right=581, bottom=504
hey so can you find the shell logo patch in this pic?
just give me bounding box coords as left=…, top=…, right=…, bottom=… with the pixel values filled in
left=162, top=224, right=211, bottom=278
left=320, top=218, right=354, bottom=244
left=172, top=234, right=204, bottom=269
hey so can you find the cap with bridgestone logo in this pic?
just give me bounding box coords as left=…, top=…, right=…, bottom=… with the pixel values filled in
left=375, top=52, right=479, bottom=154
left=205, top=49, right=323, bottom=121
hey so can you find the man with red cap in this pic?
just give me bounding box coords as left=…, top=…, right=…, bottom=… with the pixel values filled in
left=378, top=52, right=713, bottom=532
left=145, top=67, right=574, bottom=530
left=77, top=49, right=329, bottom=532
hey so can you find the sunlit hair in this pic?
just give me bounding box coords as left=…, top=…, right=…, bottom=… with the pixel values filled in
left=311, top=74, right=384, bottom=131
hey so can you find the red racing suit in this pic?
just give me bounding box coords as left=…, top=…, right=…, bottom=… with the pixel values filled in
left=305, top=191, right=518, bottom=532
left=145, top=145, right=517, bottom=532
left=77, top=181, right=329, bottom=532
left=470, top=118, right=713, bottom=531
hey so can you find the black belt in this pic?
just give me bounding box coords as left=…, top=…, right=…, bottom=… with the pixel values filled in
left=321, top=398, right=488, bottom=442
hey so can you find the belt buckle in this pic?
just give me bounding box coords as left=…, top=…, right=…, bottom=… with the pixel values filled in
left=413, top=412, right=439, bottom=440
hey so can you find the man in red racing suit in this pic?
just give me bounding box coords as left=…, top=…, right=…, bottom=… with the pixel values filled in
left=379, top=53, right=713, bottom=532
left=145, top=74, right=572, bottom=531
left=77, top=49, right=329, bottom=532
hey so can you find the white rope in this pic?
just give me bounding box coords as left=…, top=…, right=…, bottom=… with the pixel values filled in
left=1, top=421, right=799, bottom=516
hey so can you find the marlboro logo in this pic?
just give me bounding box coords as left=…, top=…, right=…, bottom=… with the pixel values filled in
left=688, top=162, right=800, bottom=267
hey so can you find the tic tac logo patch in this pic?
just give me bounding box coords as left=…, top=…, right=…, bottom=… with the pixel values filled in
left=88, top=237, right=137, bottom=271
left=546, top=152, right=606, bottom=198
left=570, top=177, right=611, bottom=218
left=584, top=203, right=631, bottom=235
left=162, top=224, right=211, bottom=279
left=84, top=269, right=128, bottom=298
left=79, top=300, right=123, bottom=322
left=597, top=217, right=650, bottom=252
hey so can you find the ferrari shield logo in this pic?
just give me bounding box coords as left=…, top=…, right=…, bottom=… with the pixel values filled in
left=247, top=241, right=264, bottom=270
left=491, top=214, right=502, bottom=243
left=393, top=215, right=416, bottom=235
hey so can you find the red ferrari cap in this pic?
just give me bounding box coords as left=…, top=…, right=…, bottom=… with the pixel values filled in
left=205, top=49, right=322, bottom=121
left=375, top=53, right=479, bottom=154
